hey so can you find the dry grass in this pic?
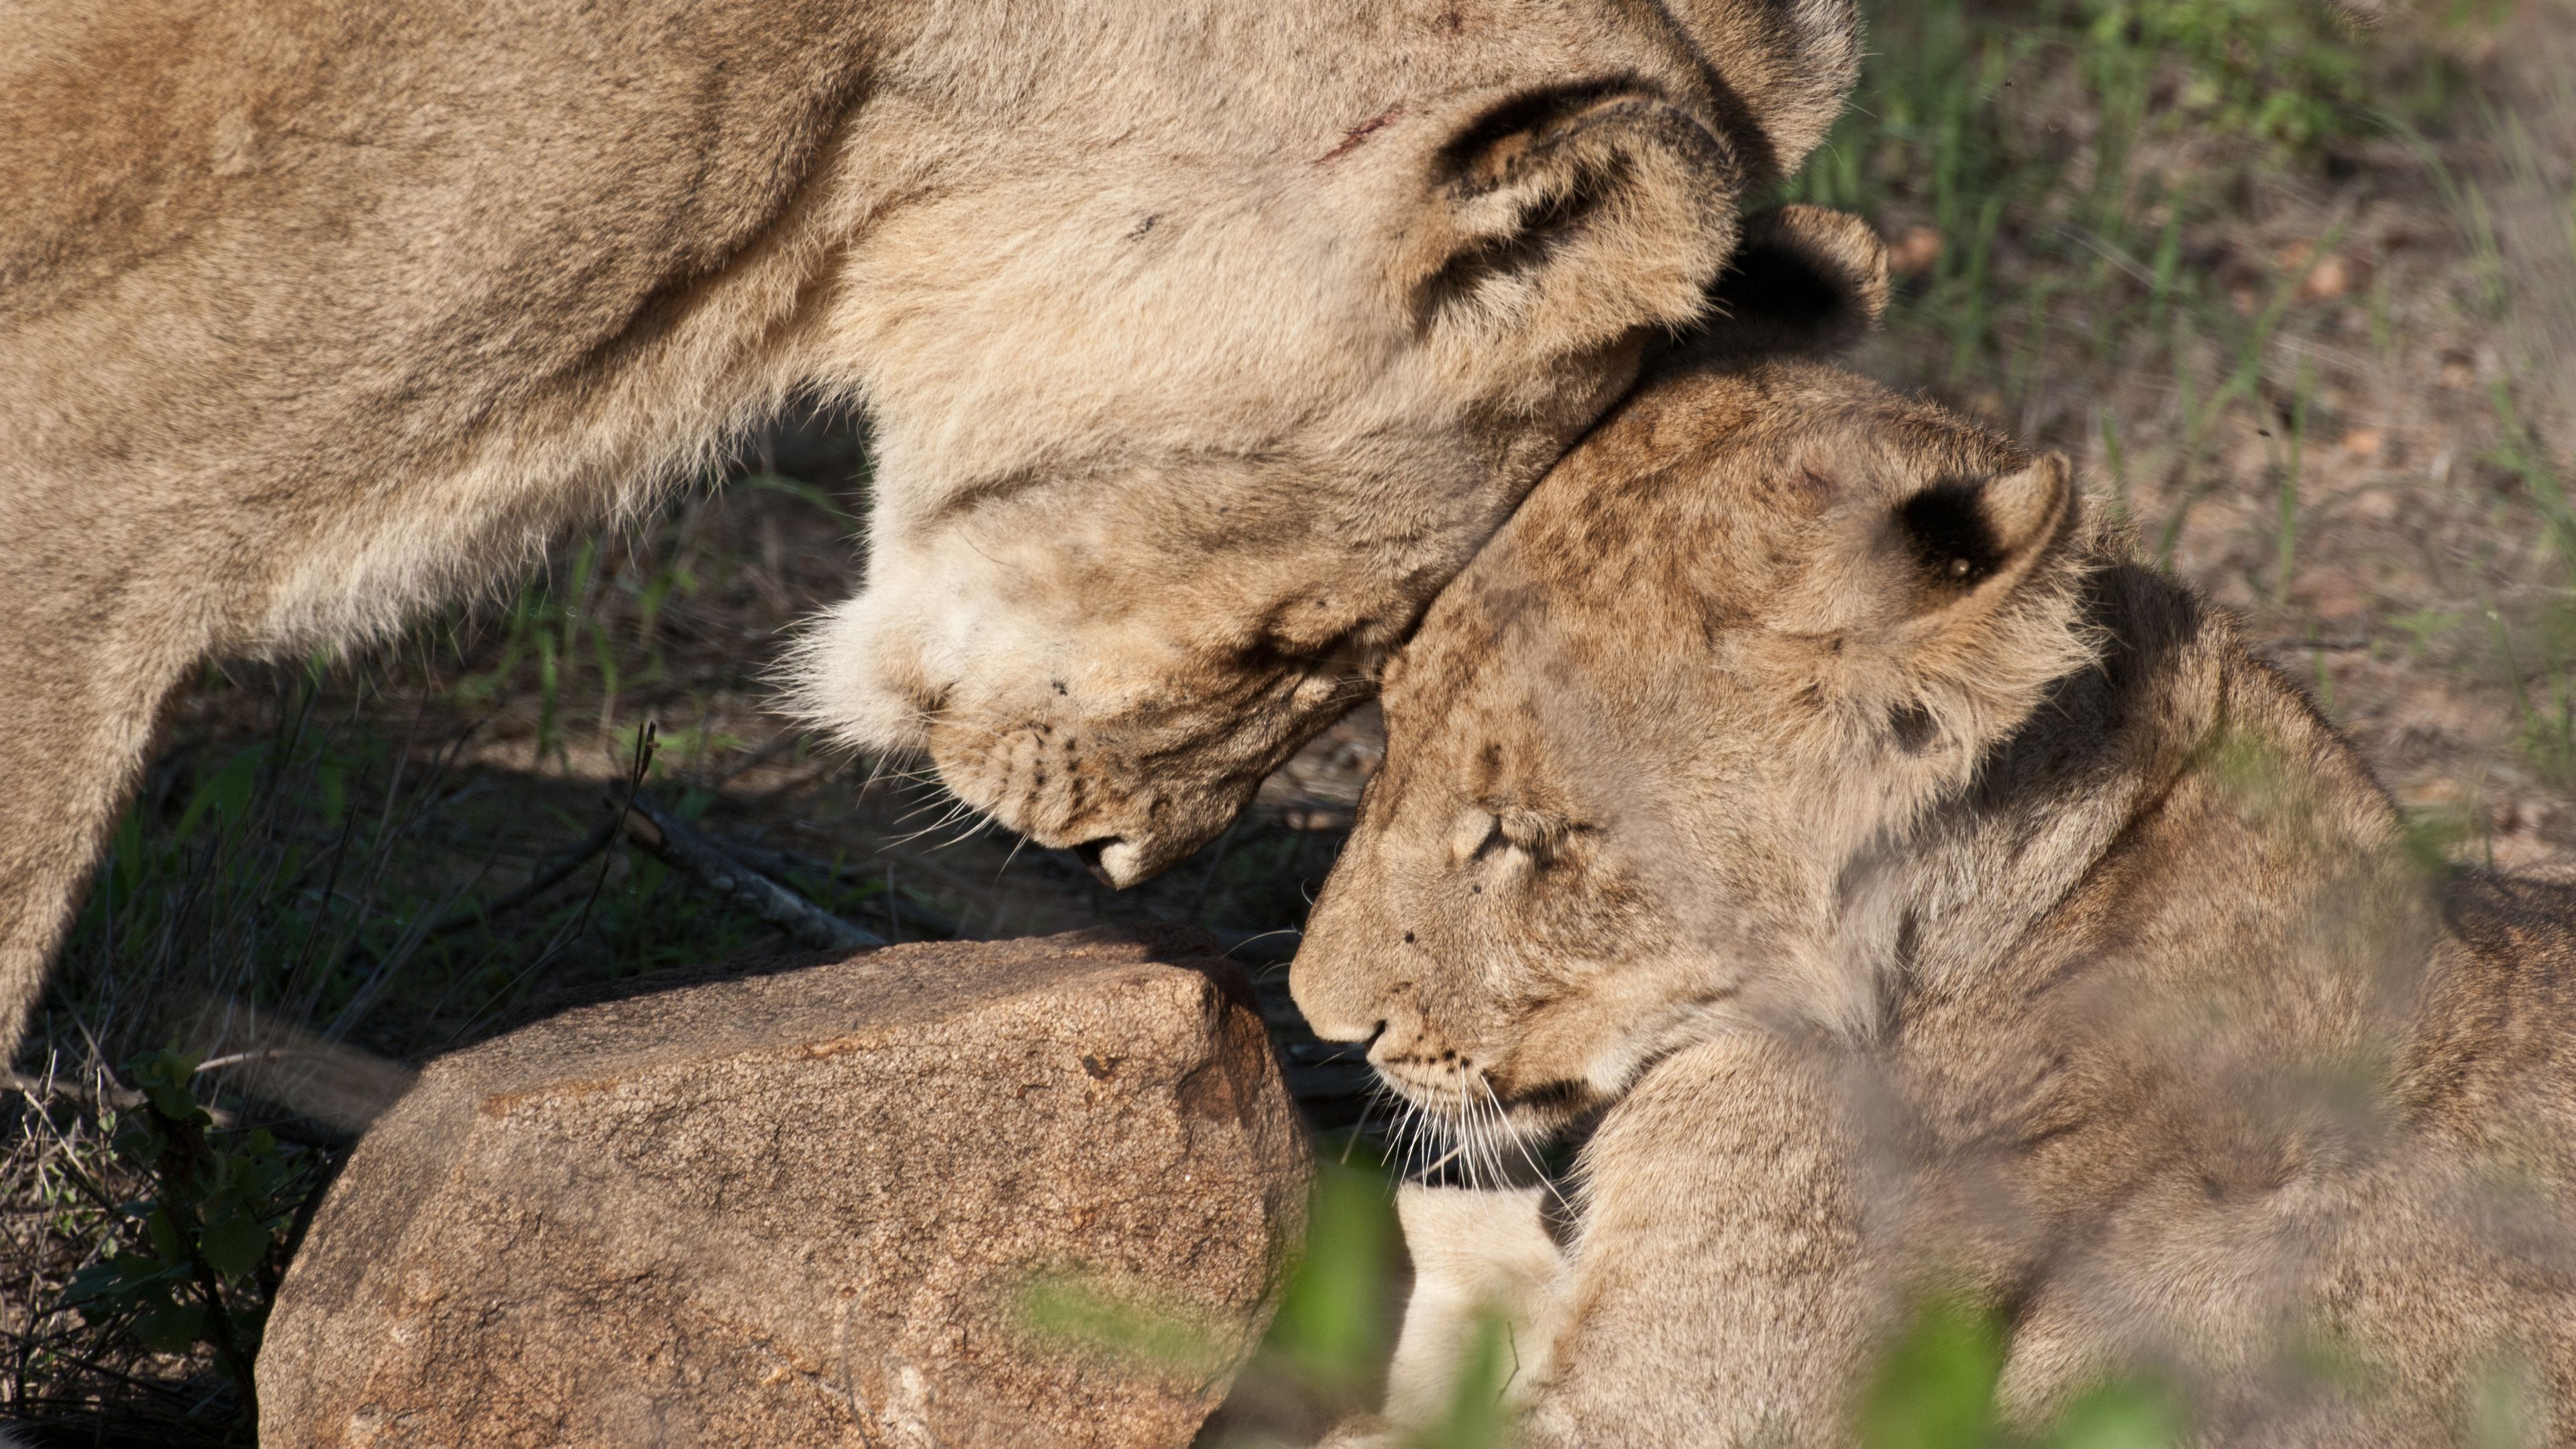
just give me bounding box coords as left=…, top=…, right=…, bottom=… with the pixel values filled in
left=2, top=1063, right=239, bottom=1445
left=1807, top=0, right=2576, bottom=874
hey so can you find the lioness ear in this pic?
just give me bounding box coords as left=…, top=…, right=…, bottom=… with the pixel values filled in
left=1889, top=453, right=2075, bottom=616
left=1409, top=85, right=1746, bottom=362
left=1701, top=204, right=1890, bottom=358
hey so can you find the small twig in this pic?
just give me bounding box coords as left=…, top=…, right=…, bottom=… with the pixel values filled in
left=421, top=816, right=621, bottom=941
left=2, top=1071, right=238, bottom=1131
left=13, top=1354, right=211, bottom=1405
left=620, top=794, right=885, bottom=953
left=443, top=727, right=663, bottom=1046
left=568, top=721, right=660, bottom=949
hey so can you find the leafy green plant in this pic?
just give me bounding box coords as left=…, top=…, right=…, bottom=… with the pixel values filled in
left=60, top=1051, right=321, bottom=1431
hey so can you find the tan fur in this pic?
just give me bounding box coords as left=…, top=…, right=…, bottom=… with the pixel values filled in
left=0, top=0, right=1865, bottom=1058
left=1295, top=238, right=2576, bottom=1443
left=1383, top=1183, right=1572, bottom=1427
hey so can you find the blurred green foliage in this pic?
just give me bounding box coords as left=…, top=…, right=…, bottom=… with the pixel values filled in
left=1261, top=1161, right=1404, bottom=1401
left=1021, top=1160, right=1407, bottom=1434
left=1020, top=1277, right=1244, bottom=1385
left=1861, top=1297, right=2182, bottom=1449
left=1038, top=1165, right=2197, bottom=1448
left=2072, top=0, right=2378, bottom=152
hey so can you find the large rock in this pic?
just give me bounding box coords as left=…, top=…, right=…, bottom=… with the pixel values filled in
left=260, top=928, right=1311, bottom=1449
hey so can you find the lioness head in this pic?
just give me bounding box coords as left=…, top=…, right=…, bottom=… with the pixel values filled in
left=794, top=1, right=1862, bottom=885
left=1292, top=211, right=2093, bottom=1150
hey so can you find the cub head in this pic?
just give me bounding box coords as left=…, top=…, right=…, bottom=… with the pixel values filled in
left=1291, top=211, right=2092, bottom=1158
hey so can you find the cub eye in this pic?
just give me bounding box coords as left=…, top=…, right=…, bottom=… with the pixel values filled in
left=1446, top=804, right=1574, bottom=871
left=1497, top=808, right=1571, bottom=861
left=1446, top=807, right=1503, bottom=865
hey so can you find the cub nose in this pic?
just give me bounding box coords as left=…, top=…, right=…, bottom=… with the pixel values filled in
left=1288, top=948, right=1390, bottom=1044
left=1289, top=865, right=1407, bottom=1042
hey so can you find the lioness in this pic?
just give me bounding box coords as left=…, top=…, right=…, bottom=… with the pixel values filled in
left=0, top=0, right=1862, bottom=1057
left=1293, top=213, right=2576, bottom=1445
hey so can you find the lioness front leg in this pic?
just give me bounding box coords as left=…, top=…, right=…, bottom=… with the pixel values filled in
left=1519, top=1032, right=1884, bottom=1448
left=0, top=641, right=177, bottom=1058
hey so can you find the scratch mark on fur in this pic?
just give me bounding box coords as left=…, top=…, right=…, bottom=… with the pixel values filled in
left=1315, top=106, right=1404, bottom=166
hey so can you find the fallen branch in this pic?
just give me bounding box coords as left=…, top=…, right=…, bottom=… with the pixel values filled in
left=619, top=794, right=885, bottom=954
left=178, top=997, right=419, bottom=1136
left=711, top=837, right=969, bottom=939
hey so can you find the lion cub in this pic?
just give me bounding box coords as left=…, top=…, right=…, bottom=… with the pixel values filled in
left=1293, top=213, right=2576, bottom=1446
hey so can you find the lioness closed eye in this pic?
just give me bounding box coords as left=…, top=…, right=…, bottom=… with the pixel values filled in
left=1293, top=217, right=2576, bottom=1446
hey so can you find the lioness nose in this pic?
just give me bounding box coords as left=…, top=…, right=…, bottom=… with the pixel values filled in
left=1288, top=920, right=1402, bottom=1045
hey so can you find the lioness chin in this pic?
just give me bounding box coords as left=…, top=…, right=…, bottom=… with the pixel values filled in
left=1293, top=214, right=2576, bottom=1446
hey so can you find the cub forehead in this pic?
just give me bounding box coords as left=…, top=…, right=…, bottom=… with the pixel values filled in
left=1534, top=364, right=2031, bottom=553
left=1379, top=361, right=2035, bottom=743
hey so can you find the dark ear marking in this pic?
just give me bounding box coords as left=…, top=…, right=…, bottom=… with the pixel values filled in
left=1888, top=701, right=1939, bottom=754
left=1416, top=168, right=1612, bottom=319
left=1691, top=204, right=1890, bottom=360
left=1895, top=476, right=2005, bottom=593
left=1714, top=233, right=1846, bottom=331
left=1415, top=85, right=1742, bottom=332
left=1436, top=81, right=1640, bottom=191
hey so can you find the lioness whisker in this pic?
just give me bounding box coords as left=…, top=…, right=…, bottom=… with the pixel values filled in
left=883, top=802, right=980, bottom=851
left=930, top=809, right=1000, bottom=853
left=888, top=791, right=969, bottom=828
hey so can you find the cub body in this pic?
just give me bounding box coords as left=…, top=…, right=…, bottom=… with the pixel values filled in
left=1295, top=223, right=2576, bottom=1444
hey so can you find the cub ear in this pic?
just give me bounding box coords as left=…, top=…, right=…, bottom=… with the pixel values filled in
left=1701, top=204, right=1890, bottom=358
left=1888, top=453, right=2076, bottom=616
